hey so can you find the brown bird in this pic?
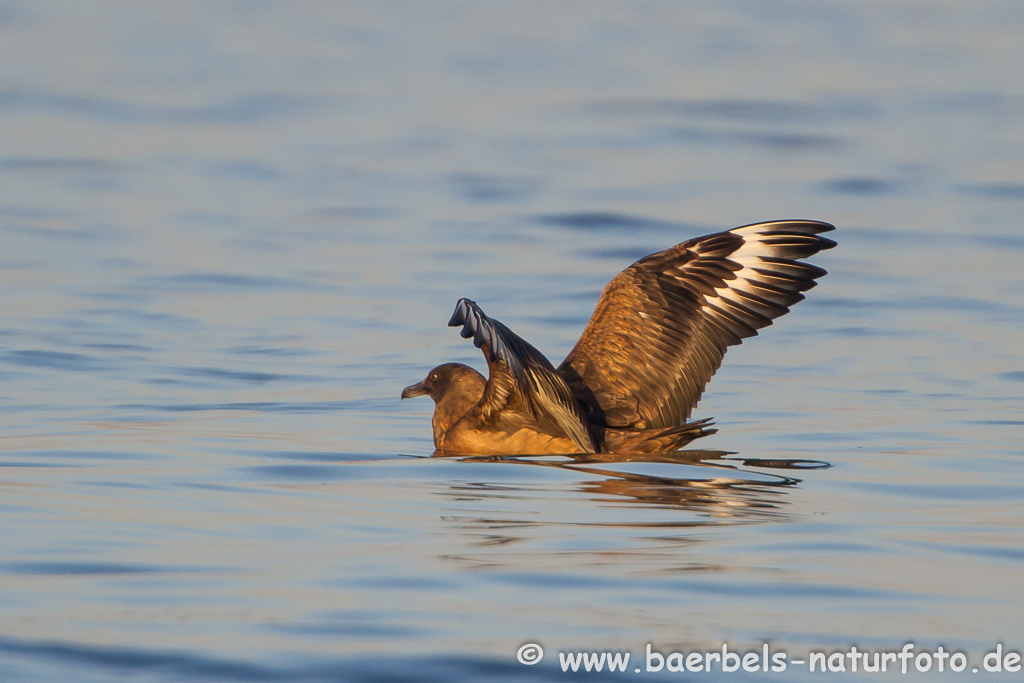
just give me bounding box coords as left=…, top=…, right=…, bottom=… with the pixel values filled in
left=402, top=220, right=836, bottom=455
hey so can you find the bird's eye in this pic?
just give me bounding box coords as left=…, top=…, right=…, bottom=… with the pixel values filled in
left=431, top=374, right=438, bottom=380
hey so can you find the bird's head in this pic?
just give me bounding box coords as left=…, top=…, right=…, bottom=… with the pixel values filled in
left=401, top=362, right=485, bottom=403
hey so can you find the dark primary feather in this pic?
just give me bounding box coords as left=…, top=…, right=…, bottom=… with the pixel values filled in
left=449, top=298, right=597, bottom=453
left=558, top=220, right=836, bottom=430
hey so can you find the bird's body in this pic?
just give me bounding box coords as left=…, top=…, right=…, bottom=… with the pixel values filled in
left=402, top=220, right=836, bottom=455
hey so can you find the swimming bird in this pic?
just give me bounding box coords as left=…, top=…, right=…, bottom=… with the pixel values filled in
left=402, top=220, right=836, bottom=455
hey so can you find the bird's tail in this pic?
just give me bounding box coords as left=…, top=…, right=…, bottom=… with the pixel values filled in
left=601, top=418, right=717, bottom=453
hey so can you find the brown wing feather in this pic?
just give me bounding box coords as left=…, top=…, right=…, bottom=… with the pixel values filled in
left=448, top=298, right=597, bottom=453
left=557, top=220, right=836, bottom=429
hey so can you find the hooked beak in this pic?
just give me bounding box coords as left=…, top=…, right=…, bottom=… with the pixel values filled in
left=401, top=380, right=429, bottom=400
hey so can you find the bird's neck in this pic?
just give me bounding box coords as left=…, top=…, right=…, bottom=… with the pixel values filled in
left=432, top=385, right=484, bottom=450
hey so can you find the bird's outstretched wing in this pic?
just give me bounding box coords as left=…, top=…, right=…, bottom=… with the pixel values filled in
left=449, top=298, right=596, bottom=453
left=558, top=220, right=836, bottom=429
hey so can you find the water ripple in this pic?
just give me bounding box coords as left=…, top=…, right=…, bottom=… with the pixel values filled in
left=117, top=398, right=394, bottom=413
left=583, top=96, right=871, bottom=123
left=0, top=88, right=338, bottom=126
left=1, top=562, right=204, bottom=576
left=0, top=635, right=579, bottom=682
left=137, top=272, right=335, bottom=293
left=535, top=211, right=693, bottom=232
left=3, top=350, right=112, bottom=371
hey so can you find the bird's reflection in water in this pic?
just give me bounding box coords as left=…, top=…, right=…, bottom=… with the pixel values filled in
left=435, top=449, right=830, bottom=525
left=430, top=450, right=830, bottom=574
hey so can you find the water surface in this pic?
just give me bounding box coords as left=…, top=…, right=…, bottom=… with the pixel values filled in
left=1, top=2, right=1023, bottom=681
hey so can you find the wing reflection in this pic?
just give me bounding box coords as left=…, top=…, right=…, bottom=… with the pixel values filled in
left=435, top=449, right=830, bottom=524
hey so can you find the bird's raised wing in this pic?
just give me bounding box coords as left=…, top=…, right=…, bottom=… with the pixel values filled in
left=558, top=220, right=836, bottom=429
left=448, top=298, right=596, bottom=453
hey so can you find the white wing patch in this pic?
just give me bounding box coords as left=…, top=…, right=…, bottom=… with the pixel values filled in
left=697, top=223, right=826, bottom=338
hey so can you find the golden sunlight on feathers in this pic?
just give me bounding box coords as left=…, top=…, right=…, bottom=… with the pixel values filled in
left=402, top=220, right=836, bottom=455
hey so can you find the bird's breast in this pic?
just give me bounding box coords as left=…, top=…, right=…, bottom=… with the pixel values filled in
left=441, top=420, right=584, bottom=456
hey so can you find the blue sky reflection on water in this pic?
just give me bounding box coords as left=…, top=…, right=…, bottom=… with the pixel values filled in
left=0, top=2, right=1023, bottom=681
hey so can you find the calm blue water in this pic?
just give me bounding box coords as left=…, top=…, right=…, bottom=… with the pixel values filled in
left=1, top=2, right=1022, bottom=681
